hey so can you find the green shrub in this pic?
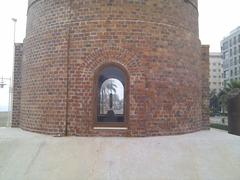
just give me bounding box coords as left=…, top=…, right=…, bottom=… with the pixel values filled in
left=210, top=123, right=228, bottom=131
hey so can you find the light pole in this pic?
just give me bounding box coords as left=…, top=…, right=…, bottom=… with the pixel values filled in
left=7, top=18, right=17, bottom=127
left=0, top=77, right=12, bottom=127
left=11, top=18, right=17, bottom=44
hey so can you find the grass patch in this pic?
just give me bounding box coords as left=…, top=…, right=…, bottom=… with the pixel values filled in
left=211, top=123, right=228, bottom=131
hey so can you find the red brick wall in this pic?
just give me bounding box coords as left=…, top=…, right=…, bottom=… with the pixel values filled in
left=13, top=0, right=209, bottom=136
left=12, top=43, right=23, bottom=127
left=201, top=45, right=210, bottom=130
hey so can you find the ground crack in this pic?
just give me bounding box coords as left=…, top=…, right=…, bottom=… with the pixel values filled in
left=24, top=141, right=46, bottom=175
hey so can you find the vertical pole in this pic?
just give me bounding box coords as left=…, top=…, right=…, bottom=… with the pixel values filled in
left=10, top=18, right=17, bottom=127
left=13, top=22, right=16, bottom=44
left=109, top=93, right=113, bottom=109
left=7, top=78, right=11, bottom=127
left=12, top=18, right=17, bottom=44
left=65, top=0, right=73, bottom=136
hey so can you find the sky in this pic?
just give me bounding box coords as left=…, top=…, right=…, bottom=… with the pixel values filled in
left=0, top=0, right=240, bottom=110
left=199, top=0, right=240, bottom=51
left=0, top=0, right=28, bottom=110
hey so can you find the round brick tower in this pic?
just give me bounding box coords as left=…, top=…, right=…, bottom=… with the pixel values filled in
left=16, top=0, right=208, bottom=136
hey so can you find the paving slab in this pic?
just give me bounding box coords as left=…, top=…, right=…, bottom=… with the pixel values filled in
left=0, top=128, right=239, bottom=180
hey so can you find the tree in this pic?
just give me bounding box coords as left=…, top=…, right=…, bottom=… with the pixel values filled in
left=218, top=80, right=240, bottom=113
left=218, top=89, right=227, bottom=113
left=225, top=80, right=240, bottom=91
left=209, top=89, right=220, bottom=116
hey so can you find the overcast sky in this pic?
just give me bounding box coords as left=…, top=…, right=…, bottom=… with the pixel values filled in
left=0, top=0, right=240, bottom=109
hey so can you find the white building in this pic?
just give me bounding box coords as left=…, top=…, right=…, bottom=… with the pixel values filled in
left=209, top=52, right=223, bottom=93
left=221, top=26, right=240, bottom=87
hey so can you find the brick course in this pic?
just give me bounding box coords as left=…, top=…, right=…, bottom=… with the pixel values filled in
left=12, top=0, right=209, bottom=136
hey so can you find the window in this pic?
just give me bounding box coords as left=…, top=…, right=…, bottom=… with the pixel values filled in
left=96, top=65, right=128, bottom=126
left=222, top=41, right=228, bottom=50
left=234, top=57, right=237, bottom=65
left=234, top=36, right=237, bottom=45
left=224, top=71, right=227, bottom=78
left=234, top=47, right=237, bottom=55
left=230, top=49, right=232, bottom=57
left=223, top=51, right=229, bottom=60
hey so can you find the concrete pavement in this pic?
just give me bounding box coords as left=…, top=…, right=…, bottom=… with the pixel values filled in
left=0, top=128, right=240, bottom=180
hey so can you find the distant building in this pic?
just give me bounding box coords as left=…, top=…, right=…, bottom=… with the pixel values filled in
left=221, top=26, right=240, bottom=87
left=209, top=52, right=223, bottom=93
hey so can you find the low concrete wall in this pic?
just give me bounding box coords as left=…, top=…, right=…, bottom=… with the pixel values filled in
left=0, top=112, right=8, bottom=127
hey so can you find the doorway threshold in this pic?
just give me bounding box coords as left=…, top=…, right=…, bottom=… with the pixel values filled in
left=93, top=127, right=128, bottom=130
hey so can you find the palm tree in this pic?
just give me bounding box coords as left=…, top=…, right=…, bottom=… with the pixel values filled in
left=101, top=79, right=117, bottom=96
left=106, top=80, right=117, bottom=94
left=218, top=80, right=240, bottom=112
left=225, top=80, right=240, bottom=91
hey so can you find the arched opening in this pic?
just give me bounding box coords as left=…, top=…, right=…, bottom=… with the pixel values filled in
left=95, top=65, right=128, bottom=126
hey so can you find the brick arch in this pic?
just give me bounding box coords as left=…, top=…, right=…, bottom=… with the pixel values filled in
left=69, top=47, right=148, bottom=136
left=84, top=47, right=145, bottom=73
left=93, top=61, right=130, bottom=85
left=93, top=62, right=130, bottom=128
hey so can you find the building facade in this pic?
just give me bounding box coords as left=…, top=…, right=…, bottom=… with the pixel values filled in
left=12, top=0, right=209, bottom=137
left=209, top=52, right=223, bottom=93
left=221, top=26, right=240, bottom=87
